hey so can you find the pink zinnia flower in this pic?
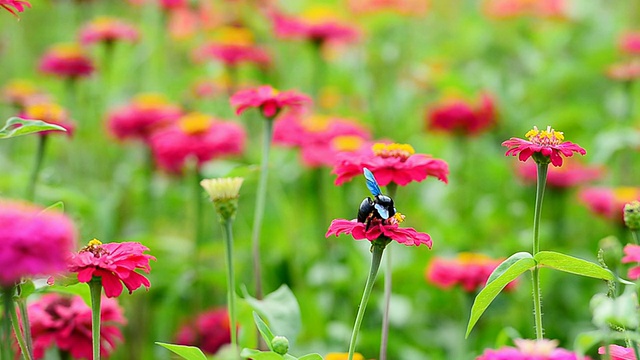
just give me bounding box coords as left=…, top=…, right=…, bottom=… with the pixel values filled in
left=1, top=79, right=48, bottom=109
left=516, top=159, right=602, bottom=189
left=502, top=126, right=586, bottom=167
left=598, top=345, right=637, bottom=360
left=149, top=112, right=246, bottom=173
left=326, top=216, right=432, bottom=247
left=176, top=308, right=231, bottom=355
left=21, top=102, right=75, bottom=137
left=333, top=142, right=449, bottom=186
left=1, top=0, right=30, bottom=17
left=38, top=43, right=95, bottom=80
left=426, top=253, right=517, bottom=292
left=579, top=187, right=640, bottom=223
left=230, top=85, right=312, bottom=120
left=67, top=239, right=155, bottom=298
left=477, top=339, right=589, bottom=360
left=622, top=244, right=640, bottom=280
left=79, top=16, right=140, bottom=46
left=347, top=0, right=429, bottom=16
left=107, top=93, right=182, bottom=141
left=270, top=7, right=360, bottom=44
left=426, top=92, right=496, bottom=136
left=193, top=26, right=270, bottom=67
left=25, top=293, right=125, bottom=360
left=619, top=31, right=640, bottom=56
left=606, top=60, right=640, bottom=82
left=483, top=0, right=567, bottom=20
left=159, top=0, right=186, bottom=10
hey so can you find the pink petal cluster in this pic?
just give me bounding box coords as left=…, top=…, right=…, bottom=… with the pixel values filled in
left=333, top=143, right=449, bottom=186
left=516, top=160, right=602, bottom=189
left=598, top=345, right=637, bottom=360
left=0, top=200, right=77, bottom=286
left=38, top=43, right=95, bottom=79
left=230, top=85, right=312, bottom=119
left=483, top=0, right=567, bottom=20
left=270, top=9, right=360, bottom=44
left=1, top=0, right=30, bottom=17
left=149, top=112, right=246, bottom=173
left=25, top=293, right=125, bottom=360
left=502, top=126, right=586, bottom=167
left=477, top=339, right=589, bottom=360
left=619, top=31, right=640, bottom=55
left=67, top=240, right=155, bottom=298
left=426, top=253, right=518, bottom=292
left=20, top=101, right=75, bottom=137
left=622, top=244, right=640, bottom=280
left=347, top=0, right=429, bottom=16
left=1, top=79, right=49, bottom=109
left=273, top=114, right=371, bottom=168
left=326, top=218, right=432, bottom=247
left=159, top=0, right=187, bottom=10
left=194, top=41, right=270, bottom=67
left=578, top=187, right=640, bottom=223
left=79, top=16, right=140, bottom=46
left=426, top=93, right=496, bottom=136
left=176, top=308, right=231, bottom=355
left=107, top=93, right=183, bottom=141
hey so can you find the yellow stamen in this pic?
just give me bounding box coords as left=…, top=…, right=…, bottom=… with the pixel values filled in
left=133, top=93, right=170, bottom=109
left=50, top=44, right=85, bottom=59
left=88, top=238, right=102, bottom=246
left=302, top=6, right=339, bottom=23
left=25, top=103, right=66, bottom=122
left=179, top=112, right=213, bottom=135
left=525, top=126, right=565, bottom=145
left=372, top=143, right=415, bottom=161
left=213, top=26, right=254, bottom=46
left=332, top=135, right=365, bottom=152
left=393, top=212, right=405, bottom=224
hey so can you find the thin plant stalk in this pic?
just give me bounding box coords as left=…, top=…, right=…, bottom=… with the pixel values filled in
left=16, top=283, right=34, bottom=358
left=379, top=183, right=397, bottom=360
left=251, top=119, right=274, bottom=299
left=9, top=295, right=33, bottom=360
left=222, top=218, right=239, bottom=359
left=532, top=162, right=548, bottom=340
left=348, top=243, right=386, bottom=360
left=2, top=287, right=16, bottom=360
left=631, top=229, right=640, bottom=245
left=26, top=135, right=48, bottom=201
left=192, top=165, right=205, bottom=311
left=89, top=279, right=103, bottom=360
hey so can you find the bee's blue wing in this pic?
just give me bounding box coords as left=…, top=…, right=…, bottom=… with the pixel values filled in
left=363, top=168, right=382, bottom=196
left=374, top=203, right=390, bottom=219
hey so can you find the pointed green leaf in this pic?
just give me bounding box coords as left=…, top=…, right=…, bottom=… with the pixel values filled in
left=534, top=251, right=614, bottom=281
left=253, top=311, right=276, bottom=351
left=242, top=285, right=302, bottom=344
left=298, top=354, right=323, bottom=360
left=466, top=252, right=536, bottom=337
left=41, top=201, right=64, bottom=213
left=155, top=342, right=208, bottom=360
left=0, top=117, right=66, bottom=139
left=240, top=349, right=283, bottom=360
left=16, top=280, right=36, bottom=300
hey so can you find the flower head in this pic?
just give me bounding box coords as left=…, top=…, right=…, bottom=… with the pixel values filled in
left=347, top=0, right=429, bottom=16
left=333, top=142, right=449, bottom=186
left=619, top=31, right=640, bottom=55
left=426, top=253, right=518, bottom=292
left=201, top=177, right=244, bottom=220
left=193, top=26, right=271, bottom=67
left=502, top=126, right=586, bottom=167
left=598, top=345, right=637, bottom=360
left=1, top=0, right=30, bottom=17
left=270, top=7, right=360, bottom=45
left=67, top=239, right=155, bottom=298
left=477, top=339, right=588, bottom=360
left=38, top=43, right=95, bottom=79
left=230, top=85, right=312, bottom=120
left=79, top=16, right=140, bottom=46
left=622, top=244, right=640, bottom=280
left=107, top=93, right=183, bottom=141
left=426, top=93, right=496, bottom=136
left=516, top=159, right=602, bottom=189
left=159, top=0, right=187, bottom=10
left=1, top=79, right=48, bottom=109
left=325, top=353, right=365, bottom=360
left=606, top=60, right=640, bottom=82
left=624, top=201, right=640, bottom=230
left=483, top=0, right=568, bottom=20
left=26, top=293, right=125, bottom=359
left=21, top=101, right=75, bottom=137
left=579, top=187, right=640, bottom=224
left=176, top=308, right=231, bottom=355
left=326, top=217, right=432, bottom=248
left=0, top=200, right=77, bottom=286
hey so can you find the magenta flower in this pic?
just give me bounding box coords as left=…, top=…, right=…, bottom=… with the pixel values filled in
left=21, top=101, right=75, bottom=137
left=326, top=217, right=432, bottom=247
left=1, top=79, right=48, bottom=109
left=426, top=92, right=496, bottom=136
left=516, top=160, right=602, bottom=189
left=502, top=126, right=586, bottom=167
left=67, top=239, right=155, bottom=298
left=0, top=200, right=77, bottom=286
left=25, top=293, right=125, bottom=360
left=622, top=244, right=640, bottom=280
left=598, top=345, right=636, bottom=360
left=578, top=187, right=640, bottom=224
left=477, top=339, right=589, bottom=360
left=194, top=43, right=270, bottom=67
left=38, top=43, right=95, bottom=80
left=333, top=142, right=449, bottom=186
left=270, top=8, right=360, bottom=45
left=107, top=93, right=183, bottom=141
left=1, top=0, right=30, bottom=17
left=426, top=253, right=518, bottom=292
left=230, top=85, right=312, bottom=119
left=176, top=308, right=231, bottom=355
left=79, top=16, right=140, bottom=46
left=606, top=60, right=640, bottom=82
left=619, top=30, right=640, bottom=55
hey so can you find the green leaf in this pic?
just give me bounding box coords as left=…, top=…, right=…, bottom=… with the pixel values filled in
left=534, top=251, right=614, bottom=281
left=297, top=354, right=323, bottom=360
left=155, top=342, right=208, bottom=360
left=0, top=117, right=66, bottom=139
left=573, top=331, right=604, bottom=357
left=253, top=311, right=276, bottom=351
left=240, top=349, right=283, bottom=360
left=16, top=280, right=36, bottom=300
left=44, top=283, right=90, bottom=305
left=41, top=201, right=64, bottom=213
left=242, top=285, right=302, bottom=344
left=466, top=252, right=536, bottom=337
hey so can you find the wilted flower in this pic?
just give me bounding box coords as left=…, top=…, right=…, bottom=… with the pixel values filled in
left=1, top=79, right=48, bottom=109
left=619, top=31, right=640, bottom=55
left=502, top=126, right=586, bottom=167
left=598, top=345, right=636, bottom=360
left=230, top=85, right=312, bottom=120
left=21, top=101, right=75, bottom=137
left=579, top=187, right=640, bottom=223
left=270, top=7, right=360, bottom=45
left=79, top=16, right=140, bottom=46
left=426, top=93, right=496, bottom=136
left=26, top=293, right=125, bottom=359
left=193, top=26, right=271, bottom=67
left=107, top=93, right=182, bottom=141
left=516, top=160, right=602, bottom=189
left=176, top=308, right=231, bottom=355
left=38, top=43, right=95, bottom=79
left=1, top=0, right=30, bottom=17
left=426, top=253, right=518, bottom=292
left=67, top=239, right=155, bottom=298
left=326, top=216, right=432, bottom=248
left=477, top=339, right=588, bottom=360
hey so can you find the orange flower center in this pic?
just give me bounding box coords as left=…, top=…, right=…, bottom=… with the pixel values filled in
left=302, top=6, right=339, bottom=24
left=3, top=80, right=39, bottom=98
left=613, top=187, right=640, bottom=202
left=25, top=103, right=66, bottom=122
left=133, top=93, right=170, bottom=110
left=50, top=44, right=86, bottom=60
left=371, top=142, right=415, bottom=161
left=213, top=26, right=254, bottom=46
left=525, top=125, right=565, bottom=146
left=179, top=112, right=212, bottom=135
left=456, top=252, right=494, bottom=265
left=91, top=16, right=118, bottom=31
left=332, top=135, right=365, bottom=152
left=302, top=115, right=330, bottom=132
left=80, top=238, right=109, bottom=257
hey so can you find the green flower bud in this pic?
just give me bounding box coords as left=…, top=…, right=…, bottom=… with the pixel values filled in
left=624, top=201, right=640, bottom=231
left=271, top=336, right=289, bottom=355
left=200, top=177, right=244, bottom=221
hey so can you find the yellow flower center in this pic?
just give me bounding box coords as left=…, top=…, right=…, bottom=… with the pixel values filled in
left=325, top=353, right=364, bottom=360
left=92, top=16, right=117, bottom=30
left=302, top=115, right=330, bottom=132
left=392, top=212, right=405, bottom=224
left=80, top=238, right=108, bottom=257
left=3, top=80, right=39, bottom=98
left=302, top=6, right=339, bottom=24
left=179, top=112, right=212, bottom=135
left=88, top=238, right=102, bottom=246
left=133, top=93, right=170, bottom=110
left=525, top=125, right=565, bottom=146
left=457, top=252, right=493, bottom=265
left=332, top=135, right=365, bottom=152
left=25, top=103, right=66, bottom=122
left=614, top=187, right=640, bottom=202
left=213, top=26, right=254, bottom=46
left=371, top=143, right=415, bottom=161
left=50, top=44, right=85, bottom=59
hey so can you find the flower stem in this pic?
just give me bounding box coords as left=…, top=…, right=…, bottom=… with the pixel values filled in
left=9, top=294, right=32, bottom=360
left=1, top=287, right=16, bottom=360
left=631, top=230, right=640, bottom=245
left=251, top=119, right=274, bottom=300
left=348, top=243, right=385, bottom=360
left=26, top=135, right=48, bottom=201
left=222, top=217, right=239, bottom=359
left=532, top=162, right=548, bottom=340
left=379, top=184, right=397, bottom=360
left=89, top=279, right=103, bottom=360
left=16, top=284, right=34, bottom=358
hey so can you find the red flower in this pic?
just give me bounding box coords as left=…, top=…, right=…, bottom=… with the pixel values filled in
left=270, top=8, right=360, bottom=44
left=79, top=16, right=140, bottom=46
left=326, top=218, right=432, bottom=247
left=25, top=293, right=125, bottom=360
left=598, top=345, right=637, bottom=360
left=622, top=244, right=640, bottom=280
left=1, top=0, right=30, bottom=17
left=21, top=101, right=75, bottom=137
left=107, top=93, right=183, bottom=141
left=426, top=93, right=496, bottom=136
left=38, top=43, right=95, bottom=80
left=578, top=187, right=640, bottom=224
left=176, top=308, right=231, bottom=355
left=426, top=253, right=518, bottom=292
left=149, top=112, right=245, bottom=173
left=619, top=31, right=640, bottom=55
left=230, top=85, right=312, bottom=119
left=502, top=126, right=586, bottom=167
left=333, top=142, right=449, bottom=186
left=67, top=239, right=155, bottom=298
left=516, top=159, right=602, bottom=189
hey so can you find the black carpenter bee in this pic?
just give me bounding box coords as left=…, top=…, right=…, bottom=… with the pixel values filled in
left=357, top=168, right=396, bottom=227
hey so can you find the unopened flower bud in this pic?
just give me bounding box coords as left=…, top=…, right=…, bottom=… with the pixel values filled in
left=271, top=336, right=289, bottom=355
left=624, top=201, right=640, bottom=231
left=200, top=177, right=244, bottom=221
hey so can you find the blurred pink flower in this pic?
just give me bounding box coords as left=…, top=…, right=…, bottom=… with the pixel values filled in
left=194, top=26, right=270, bottom=67
left=606, top=60, right=640, bottom=82
left=26, top=293, right=125, bottom=360
left=176, top=308, right=231, bottom=355
left=79, top=16, right=139, bottom=46
left=1, top=79, right=48, bottom=109
left=347, top=0, right=429, bottom=16
left=270, top=7, right=360, bottom=45
left=579, top=187, right=640, bottom=223
left=326, top=217, right=432, bottom=247
left=619, top=31, right=640, bottom=56
left=483, top=0, right=567, bottom=20
left=426, top=92, right=496, bottom=136
left=333, top=142, right=449, bottom=186
left=38, top=43, right=95, bottom=79
left=477, top=339, right=589, bottom=360
left=230, top=85, right=312, bottom=119
left=516, top=159, right=602, bottom=189
left=0, top=200, right=77, bottom=286
left=107, top=93, right=182, bottom=141
left=21, top=101, right=75, bottom=137
left=1, top=0, right=30, bottom=17
left=622, top=244, right=640, bottom=280
left=159, top=0, right=186, bottom=10
left=598, top=345, right=637, bottom=360
left=426, top=253, right=517, bottom=292
left=68, top=239, right=155, bottom=298
left=502, top=126, right=586, bottom=167
left=149, top=112, right=246, bottom=173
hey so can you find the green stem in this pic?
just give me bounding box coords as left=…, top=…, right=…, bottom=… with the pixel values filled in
left=193, top=165, right=204, bottom=311
left=9, top=295, right=32, bottom=360
left=633, top=341, right=640, bottom=360
left=251, top=119, right=274, bottom=300
left=89, top=279, right=103, bottom=360
left=532, top=162, right=548, bottom=340
left=26, top=135, right=48, bottom=201
left=16, top=284, right=34, bottom=358
left=222, top=218, right=239, bottom=359
left=631, top=230, right=640, bottom=245
left=379, top=184, right=397, bottom=360
left=2, top=288, right=16, bottom=360
left=348, top=243, right=385, bottom=360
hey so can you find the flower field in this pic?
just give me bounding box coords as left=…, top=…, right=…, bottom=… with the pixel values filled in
left=1, top=1, right=640, bottom=359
